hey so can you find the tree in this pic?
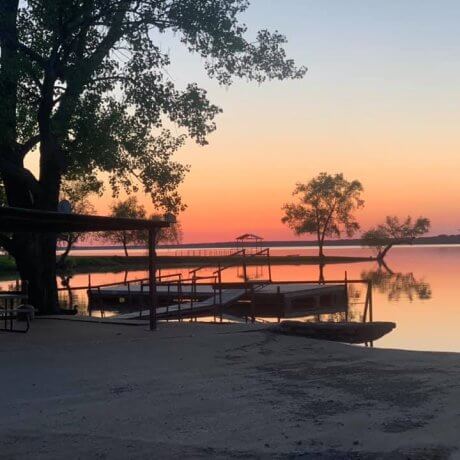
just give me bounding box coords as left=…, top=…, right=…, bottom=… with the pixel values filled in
left=282, top=173, right=364, bottom=258
left=101, top=196, right=146, bottom=257
left=362, top=216, right=430, bottom=259
left=151, top=214, right=183, bottom=247
left=57, top=180, right=96, bottom=266
left=0, top=1, right=306, bottom=313
left=100, top=200, right=183, bottom=256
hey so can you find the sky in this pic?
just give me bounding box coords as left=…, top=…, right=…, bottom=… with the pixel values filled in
left=27, top=1, right=460, bottom=242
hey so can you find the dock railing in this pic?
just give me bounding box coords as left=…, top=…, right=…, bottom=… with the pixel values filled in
left=65, top=263, right=373, bottom=323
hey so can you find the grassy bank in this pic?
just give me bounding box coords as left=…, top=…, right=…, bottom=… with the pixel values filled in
left=0, top=254, right=375, bottom=276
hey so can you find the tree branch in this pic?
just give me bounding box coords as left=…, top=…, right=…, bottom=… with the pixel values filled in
left=17, top=134, right=40, bottom=158
left=0, top=157, right=41, bottom=195
left=0, top=29, right=47, bottom=68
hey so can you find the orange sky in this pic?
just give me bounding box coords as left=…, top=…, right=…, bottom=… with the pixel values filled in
left=25, top=2, right=460, bottom=243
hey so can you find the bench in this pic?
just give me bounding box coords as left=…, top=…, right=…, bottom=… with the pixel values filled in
left=0, top=304, right=35, bottom=333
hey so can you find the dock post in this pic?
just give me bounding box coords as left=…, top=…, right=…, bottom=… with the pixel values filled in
left=178, top=274, right=182, bottom=321
left=250, top=284, right=256, bottom=323
left=363, top=281, right=371, bottom=323
left=218, top=265, right=223, bottom=322
left=277, top=285, right=282, bottom=323
left=242, top=249, right=248, bottom=287
left=148, top=229, right=158, bottom=331
left=87, top=274, right=92, bottom=317
left=369, top=280, right=373, bottom=322
left=267, top=248, right=272, bottom=283
left=344, top=271, right=349, bottom=322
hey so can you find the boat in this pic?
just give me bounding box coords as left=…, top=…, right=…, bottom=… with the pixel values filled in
left=269, top=320, right=396, bottom=344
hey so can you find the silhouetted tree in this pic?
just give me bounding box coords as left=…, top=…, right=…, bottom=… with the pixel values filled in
left=100, top=197, right=147, bottom=257
left=362, top=216, right=430, bottom=259
left=282, top=173, right=364, bottom=258
left=0, top=1, right=306, bottom=312
left=150, top=214, right=183, bottom=246
left=101, top=201, right=183, bottom=256
left=57, top=180, right=96, bottom=266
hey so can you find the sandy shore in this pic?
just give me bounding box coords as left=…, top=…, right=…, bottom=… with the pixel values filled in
left=1, top=319, right=460, bottom=459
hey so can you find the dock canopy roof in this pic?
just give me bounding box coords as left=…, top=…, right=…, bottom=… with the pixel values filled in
left=235, top=233, right=263, bottom=241
left=0, top=207, right=170, bottom=233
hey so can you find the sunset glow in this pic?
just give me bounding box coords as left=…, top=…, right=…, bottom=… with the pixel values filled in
left=25, top=1, right=460, bottom=242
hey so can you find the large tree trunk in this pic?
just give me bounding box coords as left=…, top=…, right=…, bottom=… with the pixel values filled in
left=13, top=233, right=60, bottom=314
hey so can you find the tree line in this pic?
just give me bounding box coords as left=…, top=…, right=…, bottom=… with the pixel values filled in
left=56, top=194, right=183, bottom=266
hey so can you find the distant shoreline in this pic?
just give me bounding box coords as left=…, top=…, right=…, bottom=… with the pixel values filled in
left=55, top=234, right=460, bottom=251
left=0, top=254, right=375, bottom=276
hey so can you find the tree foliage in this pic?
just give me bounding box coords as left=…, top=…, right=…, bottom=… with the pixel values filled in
left=100, top=197, right=183, bottom=255
left=282, top=173, right=364, bottom=257
left=57, top=179, right=96, bottom=266
left=362, top=216, right=430, bottom=259
left=100, top=196, right=147, bottom=257
left=0, top=0, right=306, bottom=213
left=0, top=0, right=306, bottom=313
left=150, top=214, right=183, bottom=246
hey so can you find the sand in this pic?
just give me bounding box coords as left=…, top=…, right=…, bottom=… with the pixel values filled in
left=1, top=319, right=460, bottom=459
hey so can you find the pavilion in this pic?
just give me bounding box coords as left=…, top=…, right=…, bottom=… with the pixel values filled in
left=235, top=233, right=264, bottom=254
left=0, top=206, right=170, bottom=330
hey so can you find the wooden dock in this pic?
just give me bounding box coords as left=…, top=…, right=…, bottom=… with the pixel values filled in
left=88, top=281, right=349, bottom=321
left=253, top=283, right=348, bottom=312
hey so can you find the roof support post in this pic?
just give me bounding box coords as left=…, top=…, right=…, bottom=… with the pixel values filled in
left=148, top=229, right=158, bottom=331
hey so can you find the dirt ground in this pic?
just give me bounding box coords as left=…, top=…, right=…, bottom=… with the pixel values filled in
left=1, top=319, right=459, bottom=459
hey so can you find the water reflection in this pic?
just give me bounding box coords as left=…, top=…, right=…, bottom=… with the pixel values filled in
left=2, top=246, right=460, bottom=351
left=361, top=264, right=432, bottom=302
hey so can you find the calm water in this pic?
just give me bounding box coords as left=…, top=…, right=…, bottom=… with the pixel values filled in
left=2, top=246, right=459, bottom=352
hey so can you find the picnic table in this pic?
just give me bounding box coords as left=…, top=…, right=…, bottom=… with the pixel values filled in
left=0, top=292, right=32, bottom=333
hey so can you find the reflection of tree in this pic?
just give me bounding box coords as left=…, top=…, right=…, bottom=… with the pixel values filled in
left=361, top=266, right=431, bottom=302
left=318, top=263, right=325, bottom=284
left=318, top=310, right=361, bottom=323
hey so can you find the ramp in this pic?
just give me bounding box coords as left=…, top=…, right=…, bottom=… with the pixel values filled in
left=116, top=289, right=246, bottom=320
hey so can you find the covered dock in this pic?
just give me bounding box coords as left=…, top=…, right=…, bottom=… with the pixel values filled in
left=0, top=206, right=170, bottom=330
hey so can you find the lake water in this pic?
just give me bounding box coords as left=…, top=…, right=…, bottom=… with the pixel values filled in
left=1, top=245, right=459, bottom=352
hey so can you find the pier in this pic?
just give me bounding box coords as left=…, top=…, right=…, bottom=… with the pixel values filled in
left=63, top=249, right=374, bottom=323
left=88, top=280, right=351, bottom=321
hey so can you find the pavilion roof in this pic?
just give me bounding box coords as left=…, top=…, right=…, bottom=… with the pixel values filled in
left=0, top=207, right=169, bottom=233
left=235, top=233, right=263, bottom=241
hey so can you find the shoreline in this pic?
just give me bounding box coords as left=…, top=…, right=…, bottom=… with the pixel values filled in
left=1, top=320, right=459, bottom=458
left=0, top=254, right=376, bottom=276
